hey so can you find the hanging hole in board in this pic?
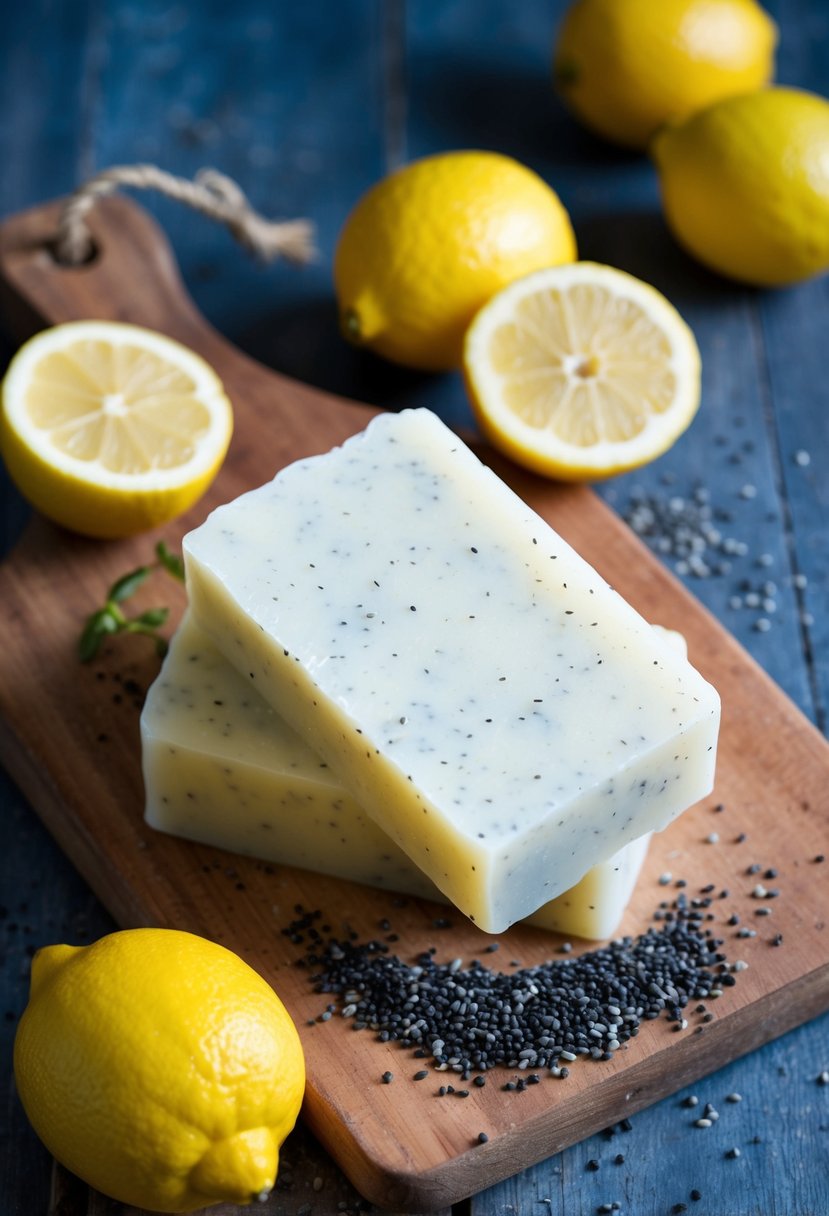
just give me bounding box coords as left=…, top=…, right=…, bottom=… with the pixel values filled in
left=48, top=237, right=101, bottom=268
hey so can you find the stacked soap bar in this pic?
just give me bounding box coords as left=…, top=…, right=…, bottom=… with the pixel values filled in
left=183, top=408, right=720, bottom=933
left=142, top=613, right=656, bottom=940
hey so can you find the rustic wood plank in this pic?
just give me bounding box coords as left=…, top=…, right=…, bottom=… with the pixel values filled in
left=90, top=0, right=393, bottom=410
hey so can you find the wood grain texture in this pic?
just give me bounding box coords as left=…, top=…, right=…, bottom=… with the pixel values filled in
left=1, top=196, right=828, bottom=1212
left=2, top=3, right=829, bottom=1214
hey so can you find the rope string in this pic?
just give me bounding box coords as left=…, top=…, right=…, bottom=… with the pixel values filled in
left=55, top=164, right=316, bottom=266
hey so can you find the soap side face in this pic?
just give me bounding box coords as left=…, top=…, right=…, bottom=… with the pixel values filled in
left=184, top=408, right=719, bottom=931
left=141, top=613, right=652, bottom=939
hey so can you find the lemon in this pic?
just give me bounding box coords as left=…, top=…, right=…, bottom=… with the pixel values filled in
left=334, top=150, right=577, bottom=371
left=1, top=321, right=233, bottom=538
left=554, top=0, right=777, bottom=151
left=653, top=87, right=829, bottom=286
left=13, top=928, right=305, bottom=1212
left=463, top=262, right=701, bottom=481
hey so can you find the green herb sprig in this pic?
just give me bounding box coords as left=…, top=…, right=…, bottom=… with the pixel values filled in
left=79, top=542, right=185, bottom=663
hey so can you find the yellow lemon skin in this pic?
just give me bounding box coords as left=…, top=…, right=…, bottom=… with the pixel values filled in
left=0, top=414, right=226, bottom=538
left=554, top=0, right=777, bottom=151
left=334, top=150, right=577, bottom=371
left=653, top=88, right=829, bottom=286
left=13, top=929, right=305, bottom=1212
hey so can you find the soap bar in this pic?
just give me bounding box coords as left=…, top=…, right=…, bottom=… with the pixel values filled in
left=141, top=614, right=653, bottom=939
left=184, top=408, right=720, bottom=932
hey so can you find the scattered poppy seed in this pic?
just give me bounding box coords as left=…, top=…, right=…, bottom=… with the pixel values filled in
left=706, top=833, right=720, bottom=844
left=614, top=1153, right=625, bottom=1164
left=586, top=1159, right=600, bottom=1172
left=690, top=1189, right=702, bottom=1201
left=817, top=1071, right=829, bottom=1086
left=672, top=1206, right=688, bottom=1214
left=683, top=1095, right=699, bottom=1108
left=477, top=1132, right=488, bottom=1144
left=382, top=1071, right=393, bottom=1084
left=413, top=1070, right=428, bottom=1081
left=725, top=1147, right=741, bottom=1159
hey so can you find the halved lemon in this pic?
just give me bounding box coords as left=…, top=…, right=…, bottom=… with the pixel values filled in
left=463, top=262, right=701, bottom=481
left=1, top=321, right=233, bottom=538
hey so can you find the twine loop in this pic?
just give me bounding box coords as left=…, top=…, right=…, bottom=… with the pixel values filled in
left=54, top=164, right=316, bottom=266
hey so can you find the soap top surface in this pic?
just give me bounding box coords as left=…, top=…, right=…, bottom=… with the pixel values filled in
left=184, top=408, right=719, bottom=846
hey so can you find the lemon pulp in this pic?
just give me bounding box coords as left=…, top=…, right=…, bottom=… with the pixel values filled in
left=1, top=321, right=233, bottom=537
left=464, top=263, right=701, bottom=480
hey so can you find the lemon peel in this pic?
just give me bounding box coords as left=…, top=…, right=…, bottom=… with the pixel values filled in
left=653, top=87, right=829, bottom=286
left=554, top=0, right=777, bottom=151
left=334, top=150, right=576, bottom=371
left=14, top=928, right=305, bottom=1212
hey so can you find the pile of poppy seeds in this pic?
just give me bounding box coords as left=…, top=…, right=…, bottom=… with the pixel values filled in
left=286, top=893, right=737, bottom=1080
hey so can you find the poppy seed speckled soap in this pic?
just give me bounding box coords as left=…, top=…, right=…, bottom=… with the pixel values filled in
left=183, top=409, right=720, bottom=932
left=141, top=612, right=656, bottom=940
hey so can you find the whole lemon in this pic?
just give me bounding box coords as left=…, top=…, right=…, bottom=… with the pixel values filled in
left=653, top=87, right=829, bottom=286
left=13, top=929, right=305, bottom=1212
left=554, top=0, right=777, bottom=151
left=334, top=150, right=576, bottom=371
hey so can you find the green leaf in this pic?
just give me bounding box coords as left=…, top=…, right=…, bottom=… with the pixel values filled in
left=155, top=541, right=185, bottom=582
left=78, top=608, right=121, bottom=662
left=108, top=565, right=151, bottom=603
left=135, top=606, right=170, bottom=628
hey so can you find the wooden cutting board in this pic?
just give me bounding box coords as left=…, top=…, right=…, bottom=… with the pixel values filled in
left=1, top=197, right=827, bottom=1213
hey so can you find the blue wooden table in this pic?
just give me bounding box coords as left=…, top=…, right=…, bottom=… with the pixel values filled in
left=2, top=3, right=828, bottom=1214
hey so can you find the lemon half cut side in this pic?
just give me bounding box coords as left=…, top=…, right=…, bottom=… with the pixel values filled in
left=464, top=262, right=701, bottom=481
left=1, top=321, right=233, bottom=538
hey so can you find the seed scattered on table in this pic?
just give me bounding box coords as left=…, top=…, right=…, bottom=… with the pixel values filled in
left=725, top=1147, right=741, bottom=1159
left=382, top=1071, right=393, bottom=1084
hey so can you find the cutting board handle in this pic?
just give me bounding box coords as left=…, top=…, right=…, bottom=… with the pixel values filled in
left=0, top=194, right=371, bottom=442
left=0, top=196, right=218, bottom=342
